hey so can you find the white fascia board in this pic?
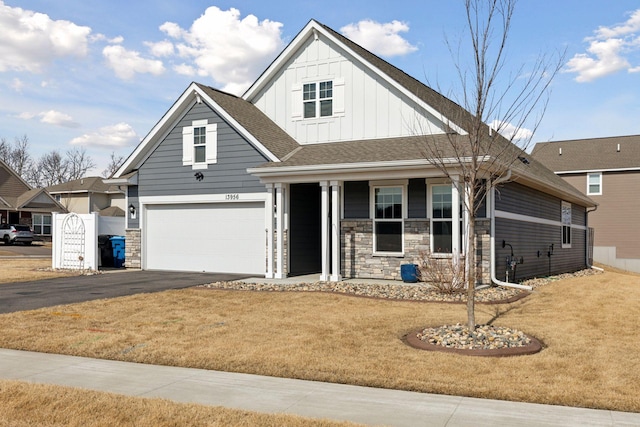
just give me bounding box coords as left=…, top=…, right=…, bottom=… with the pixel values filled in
left=103, top=172, right=138, bottom=186
left=248, top=156, right=486, bottom=178
left=196, top=88, right=280, bottom=163
left=115, top=83, right=279, bottom=179
left=115, top=83, right=200, bottom=177
left=244, top=21, right=467, bottom=136
left=243, top=20, right=317, bottom=101
left=139, top=192, right=267, bottom=205
left=555, top=167, right=640, bottom=174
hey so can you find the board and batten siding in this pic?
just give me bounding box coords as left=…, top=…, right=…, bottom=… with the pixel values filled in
left=251, top=33, right=448, bottom=145
left=494, top=182, right=588, bottom=279
left=137, top=103, right=269, bottom=198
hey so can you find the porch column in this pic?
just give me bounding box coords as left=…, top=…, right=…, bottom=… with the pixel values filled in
left=330, top=180, right=342, bottom=282
left=265, top=184, right=274, bottom=279
left=320, top=181, right=330, bottom=281
left=275, top=183, right=286, bottom=279
left=451, top=175, right=461, bottom=256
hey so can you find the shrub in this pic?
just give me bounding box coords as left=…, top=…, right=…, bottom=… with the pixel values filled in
left=417, top=251, right=466, bottom=294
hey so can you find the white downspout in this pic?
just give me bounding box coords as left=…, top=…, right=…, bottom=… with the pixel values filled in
left=489, top=170, right=533, bottom=290
left=585, top=205, right=604, bottom=272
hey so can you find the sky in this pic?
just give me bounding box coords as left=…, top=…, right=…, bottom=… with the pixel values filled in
left=1, top=0, right=640, bottom=176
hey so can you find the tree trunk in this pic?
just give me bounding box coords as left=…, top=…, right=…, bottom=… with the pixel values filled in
left=466, top=191, right=476, bottom=331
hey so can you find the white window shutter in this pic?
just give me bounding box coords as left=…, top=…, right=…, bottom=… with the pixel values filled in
left=333, top=78, right=345, bottom=114
left=205, top=123, right=217, bottom=164
left=182, top=126, right=193, bottom=165
left=291, top=83, right=302, bottom=119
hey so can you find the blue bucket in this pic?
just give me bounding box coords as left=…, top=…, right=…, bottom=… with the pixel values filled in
left=400, top=264, right=419, bottom=283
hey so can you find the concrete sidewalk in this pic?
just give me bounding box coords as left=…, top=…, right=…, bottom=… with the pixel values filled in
left=1, top=348, right=637, bottom=426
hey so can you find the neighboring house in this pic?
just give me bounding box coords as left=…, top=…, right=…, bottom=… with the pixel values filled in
left=46, top=177, right=126, bottom=217
left=532, top=135, right=640, bottom=273
left=110, top=20, right=595, bottom=283
left=0, top=159, right=66, bottom=236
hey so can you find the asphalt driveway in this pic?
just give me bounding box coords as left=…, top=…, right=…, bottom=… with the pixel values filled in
left=0, top=270, right=249, bottom=314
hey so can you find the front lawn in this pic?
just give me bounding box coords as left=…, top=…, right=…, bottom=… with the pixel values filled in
left=0, top=269, right=638, bottom=412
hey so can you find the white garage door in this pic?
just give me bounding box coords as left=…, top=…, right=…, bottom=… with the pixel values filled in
left=145, top=202, right=264, bottom=274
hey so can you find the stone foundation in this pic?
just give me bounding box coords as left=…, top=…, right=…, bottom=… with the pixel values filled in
left=341, top=218, right=491, bottom=285
left=125, top=228, right=141, bottom=269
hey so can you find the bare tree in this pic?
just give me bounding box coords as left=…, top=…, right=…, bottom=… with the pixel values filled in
left=0, top=135, right=33, bottom=176
left=420, top=0, right=564, bottom=330
left=66, top=147, right=96, bottom=181
left=37, top=150, right=69, bottom=187
left=101, top=151, right=125, bottom=178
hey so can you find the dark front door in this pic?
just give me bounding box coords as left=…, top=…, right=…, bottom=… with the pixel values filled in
left=289, top=183, right=322, bottom=276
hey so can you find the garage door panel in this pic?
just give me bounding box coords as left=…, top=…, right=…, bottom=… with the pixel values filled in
left=145, top=202, right=264, bottom=274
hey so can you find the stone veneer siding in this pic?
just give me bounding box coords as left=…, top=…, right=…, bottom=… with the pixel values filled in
left=341, top=219, right=430, bottom=281
left=341, top=219, right=492, bottom=285
left=124, top=228, right=141, bottom=269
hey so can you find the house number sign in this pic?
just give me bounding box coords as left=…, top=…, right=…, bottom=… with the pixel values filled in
left=225, top=193, right=240, bottom=200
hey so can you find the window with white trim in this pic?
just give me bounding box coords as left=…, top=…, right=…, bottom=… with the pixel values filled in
left=561, top=201, right=572, bottom=248
left=182, top=119, right=217, bottom=170
left=292, top=78, right=344, bottom=120
left=32, top=214, right=51, bottom=235
left=372, top=186, right=404, bottom=254
left=587, top=172, right=602, bottom=195
left=303, top=81, right=333, bottom=118
left=431, top=184, right=453, bottom=253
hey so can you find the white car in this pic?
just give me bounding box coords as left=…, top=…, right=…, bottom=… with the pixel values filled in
left=0, top=224, right=34, bottom=245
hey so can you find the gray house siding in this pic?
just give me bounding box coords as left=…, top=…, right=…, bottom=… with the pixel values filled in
left=494, top=182, right=588, bottom=280
left=127, top=185, right=139, bottom=229
left=495, top=182, right=560, bottom=221
left=408, top=178, right=427, bottom=218
left=343, top=181, right=369, bottom=219
left=138, top=102, right=269, bottom=197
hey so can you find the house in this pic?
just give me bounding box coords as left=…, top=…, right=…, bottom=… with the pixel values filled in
left=110, top=20, right=595, bottom=283
left=0, top=159, right=66, bottom=237
left=532, top=135, right=640, bottom=273
left=46, top=177, right=126, bottom=217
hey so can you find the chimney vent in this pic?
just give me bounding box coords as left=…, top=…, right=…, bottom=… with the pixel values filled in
left=559, top=147, right=562, bottom=155
left=617, top=143, right=621, bottom=152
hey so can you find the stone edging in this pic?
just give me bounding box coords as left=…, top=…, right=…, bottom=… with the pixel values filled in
left=404, top=327, right=543, bottom=357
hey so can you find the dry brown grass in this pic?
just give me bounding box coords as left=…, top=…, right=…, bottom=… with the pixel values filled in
left=0, top=258, right=79, bottom=284
left=0, top=380, right=359, bottom=427
left=0, top=269, right=638, bottom=413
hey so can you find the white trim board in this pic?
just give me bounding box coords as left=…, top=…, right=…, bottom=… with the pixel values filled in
left=495, top=210, right=587, bottom=231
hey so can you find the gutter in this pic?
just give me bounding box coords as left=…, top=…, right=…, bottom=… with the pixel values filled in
left=585, top=205, right=604, bottom=272
left=489, top=170, right=533, bottom=291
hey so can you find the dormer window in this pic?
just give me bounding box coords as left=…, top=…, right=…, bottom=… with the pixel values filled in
left=303, top=81, right=333, bottom=118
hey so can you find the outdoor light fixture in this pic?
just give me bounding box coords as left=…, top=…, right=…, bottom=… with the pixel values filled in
left=194, top=171, right=204, bottom=181
left=129, top=204, right=136, bottom=216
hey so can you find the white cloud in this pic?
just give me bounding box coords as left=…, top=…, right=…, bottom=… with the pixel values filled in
left=11, top=77, right=24, bottom=92
left=340, top=20, right=418, bottom=57
left=102, top=45, right=165, bottom=80
left=159, top=6, right=284, bottom=94
left=0, top=1, right=91, bottom=73
left=565, top=9, right=640, bottom=82
left=70, top=122, right=139, bottom=148
left=490, top=120, right=533, bottom=142
left=39, top=110, right=79, bottom=128
left=16, top=109, right=79, bottom=127
left=146, top=40, right=174, bottom=57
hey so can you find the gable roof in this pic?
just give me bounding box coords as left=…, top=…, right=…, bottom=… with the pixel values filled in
left=0, top=160, right=65, bottom=212
left=532, top=135, right=640, bottom=173
left=0, top=159, right=31, bottom=199
left=46, top=176, right=119, bottom=194
left=244, top=20, right=470, bottom=136
left=114, top=82, right=299, bottom=177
